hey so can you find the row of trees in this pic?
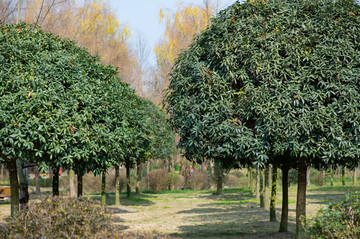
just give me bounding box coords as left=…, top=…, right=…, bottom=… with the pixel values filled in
left=0, top=21, right=175, bottom=216
left=164, top=0, right=360, bottom=239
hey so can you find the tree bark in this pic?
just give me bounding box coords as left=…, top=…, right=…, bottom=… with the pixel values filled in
left=342, top=166, right=346, bottom=186
left=6, top=158, right=19, bottom=216
left=296, top=160, right=307, bottom=239
left=136, top=163, right=141, bottom=195
left=330, top=166, right=334, bottom=187
left=214, top=161, right=223, bottom=195
left=322, top=169, right=325, bottom=186
left=260, top=169, right=264, bottom=208
left=270, top=165, right=277, bottom=222
left=264, top=165, right=270, bottom=210
left=126, top=163, right=131, bottom=198
left=52, top=168, right=59, bottom=196
left=279, top=166, right=289, bottom=232
left=256, top=167, right=260, bottom=199
left=34, top=166, right=41, bottom=198
left=101, top=171, right=106, bottom=205
left=115, top=166, right=120, bottom=205
left=68, top=169, right=76, bottom=197
left=77, top=173, right=83, bottom=197
left=17, top=159, right=29, bottom=210
left=249, top=167, right=254, bottom=195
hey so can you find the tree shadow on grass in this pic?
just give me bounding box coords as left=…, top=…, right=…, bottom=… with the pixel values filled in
left=175, top=202, right=296, bottom=238
left=90, top=194, right=156, bottom=207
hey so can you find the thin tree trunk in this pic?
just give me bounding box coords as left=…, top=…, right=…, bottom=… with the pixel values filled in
left=256, top=167, right=260, bottom=199
left=68, top=169, right=75, bottom=197
left=342, top=166, right=346, bottom=186
left=330, top=166, right=334, bottom=187
left=115, top=166, right=120, bottom=205
left=249, top=167, right=254, bottom=195
left=296, top=160, right=307, bottom=239
left=353, top=168, right=357, bottom=186
left=264, top=165, right=270, bottom=210
left=77, top=173, right=83, bottom=197
left=6, top=158, right=19, bottom=217
left=34, top=166, right=41, bottom=198
left=101, top=171, right=106, bottom=205
left=136, top=163, right=141, bottom=195
left=126, top=163, right=131, bottom=198
left=322, top=169, right=325, bottom=186
left=52, top=168, right=59, bottom=196
left=17, top=159, right=29, bottom=210
left=214, top=161, right=223, bottom=195
left=260, top=169, right=264, bottom=208
left=270, top=165, right=277, bottom=222
left=279, top=166, right=289, bottom=232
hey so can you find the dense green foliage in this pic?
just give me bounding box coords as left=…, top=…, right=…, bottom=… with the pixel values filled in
left=165, top=0, right=360, bottom=168
left=0, top=22, right=133, bottom=171
left=306, top=192, right=360, bottom=238
left=122, top=99, right=176, bottom=168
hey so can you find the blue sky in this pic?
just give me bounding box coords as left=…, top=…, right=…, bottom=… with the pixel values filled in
left=110, top=0, right=237, bottom=66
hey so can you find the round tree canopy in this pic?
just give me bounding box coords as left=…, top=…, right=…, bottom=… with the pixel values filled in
left=165, top=0, right=360, bottom=168
left=0, top=22, right=136, bottom=171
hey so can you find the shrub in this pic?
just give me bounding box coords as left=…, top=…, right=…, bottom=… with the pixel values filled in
left=224, top=174, right=239, bottom=188
left=187, top=171, right=208, bottom=190
left=0, top=197, right=113, bottom=238
left=306, top=192, right=360, bottom=239
left=168, top=172, right=183, bottom=190
left=0, top=197, right=176, bottom=239
left=311, top=173, right=324, bottom=186
left=146, top=169, right=169, bottom=193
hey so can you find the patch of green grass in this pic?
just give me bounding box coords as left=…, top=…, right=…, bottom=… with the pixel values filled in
left=163, top=206, right=171, bottom=209
left=216, top=198, right=259, bottom=205
left=276, top=199, right=296, bottom=204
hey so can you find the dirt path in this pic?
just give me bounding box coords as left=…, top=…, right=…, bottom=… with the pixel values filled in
left=1, top=185, right=357, bottom=238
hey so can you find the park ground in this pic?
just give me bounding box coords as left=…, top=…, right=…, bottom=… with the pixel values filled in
left=0, top=183, right=359, bottom=238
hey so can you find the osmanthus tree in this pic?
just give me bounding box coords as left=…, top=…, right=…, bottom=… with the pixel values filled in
left=0, top=22, right=135, bottom=215
left=119, top=98, right=176, bottom=198
left=164, top=0, right=360, bottom=238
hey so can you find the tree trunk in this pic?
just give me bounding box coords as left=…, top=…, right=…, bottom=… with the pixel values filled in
left=264, top=165, right=270, bottom=210
left=249, top=167, right=254, bottom=195
left=34, top=166, right=41, bottom=198
left=214, top=161, right=223, bottom=195
left=126, top=163, right=131, bottom=198
left=115, top=166, right=120, bottom=205
left=279, top=166, right=289, bottom=232
left=342, top=166, right=346, bottom=186
left=77, top=173, right=83, bottom=197
left=101, top=171, right=106, bottom=205
left=52, top=168, right=59, bottom=196
left=270, top=165, right=277, bottom=222
left=296, top=160, right=307, bottom=239
left=17, top=159, right=29, bottom=210
left=353, top=168, right=357, bottom=186
left=256, top=167, right=260, bottom=199
left=322, top=169, right=325, bottom=186
left=330, top=166, right=334, bottom=187
left=260, top=169, right=264, bottom=208
left=68, top=169, right=76, bottom=197
left=136, top=163, right=141, bottom=195
left=6, top=158, right=19, bottom=217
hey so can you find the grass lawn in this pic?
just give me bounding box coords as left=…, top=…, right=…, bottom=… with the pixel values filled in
left=1, top=182, right=359, bottom=238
